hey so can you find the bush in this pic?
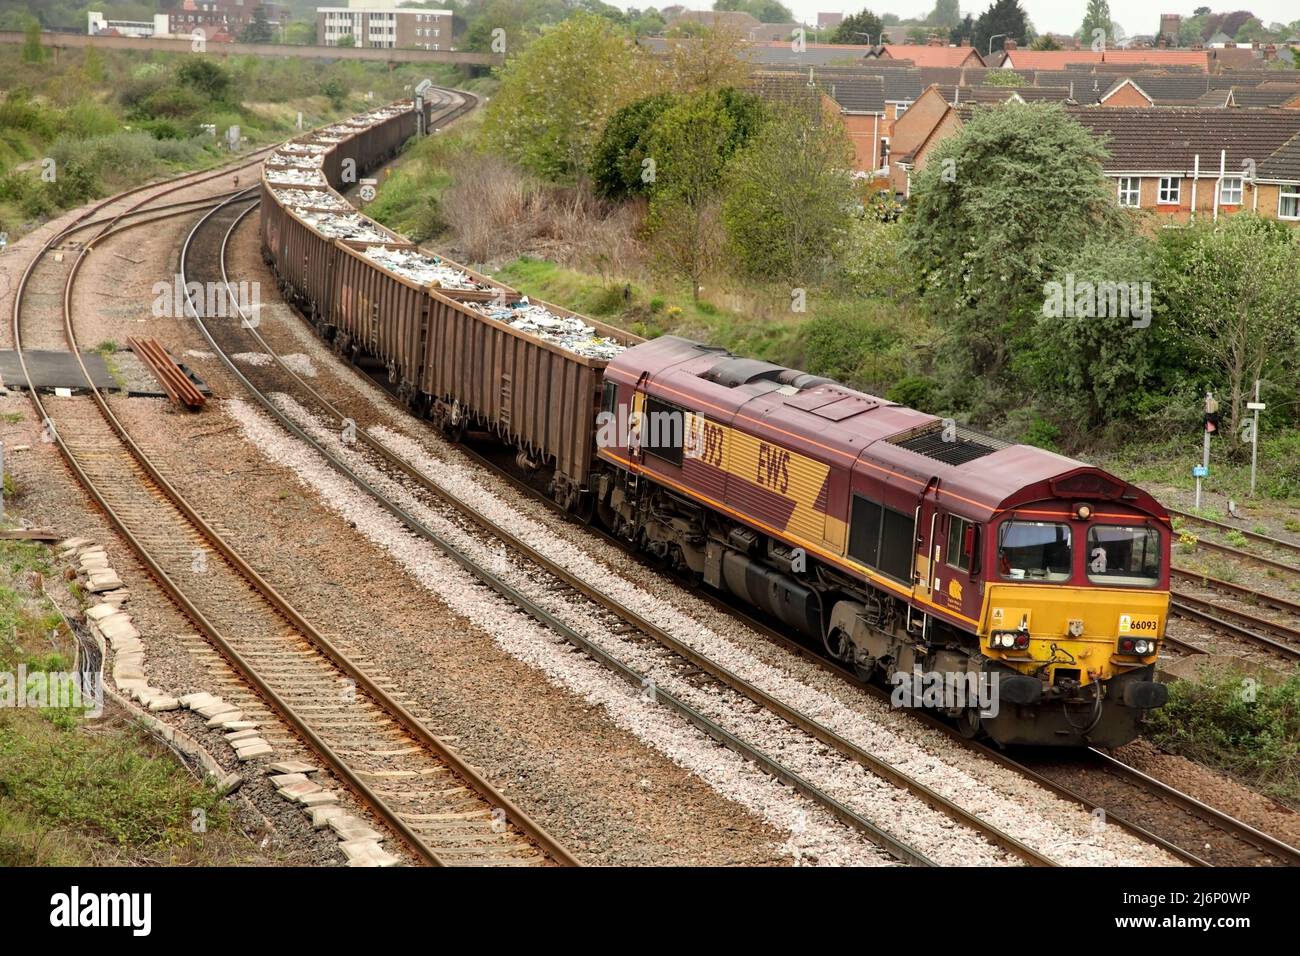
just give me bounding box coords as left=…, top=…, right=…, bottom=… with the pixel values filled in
left=1146, top=666, right=1300, bottom=807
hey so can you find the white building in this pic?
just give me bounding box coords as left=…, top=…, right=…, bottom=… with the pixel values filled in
left=317, top=1, right=453, bottom=51
left=87, top=11, right=170, bottom=38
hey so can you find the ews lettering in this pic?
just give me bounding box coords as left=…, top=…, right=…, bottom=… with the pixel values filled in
left=756, top=443, right=791, bottom=494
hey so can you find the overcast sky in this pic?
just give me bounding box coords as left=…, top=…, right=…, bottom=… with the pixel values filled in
left=645, top=3, right=1300, bottom=39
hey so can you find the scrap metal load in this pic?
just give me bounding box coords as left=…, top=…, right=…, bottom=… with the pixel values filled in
left=259, top=94, right=642, bottom=501
left=361, top=246, right=489, bottom=292
left=464, top=298, right=625, bottom=361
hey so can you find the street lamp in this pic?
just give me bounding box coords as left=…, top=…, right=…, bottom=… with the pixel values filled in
left=988, top=33, right=1007, bottom=57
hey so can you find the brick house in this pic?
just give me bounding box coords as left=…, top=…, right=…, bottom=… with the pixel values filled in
left=750, top=71, right=889, bottom=175
left=1070, top=108, right=1300, bottom=222
left=891, top=95, right=1300, bottom=222
left=164, top=0, right=284, bottom=39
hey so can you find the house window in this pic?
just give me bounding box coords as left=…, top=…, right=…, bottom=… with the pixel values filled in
left=1117, top=177, right=1140, bottom=207
left=895, top=101, right=910, bottom=116
left=1220, top=176, right=1243, bottom=206
left=1157, top=177, right=1180, bottom=205
left=1279, top=185, right=1300, bottom=220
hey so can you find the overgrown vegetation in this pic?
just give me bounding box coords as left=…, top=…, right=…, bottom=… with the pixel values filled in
left=1146, top=666, right=1300, bottom=809
left=0, top=44, right=470, bottom=240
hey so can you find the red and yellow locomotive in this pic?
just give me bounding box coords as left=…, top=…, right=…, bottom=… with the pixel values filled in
left=592, top=336, right=1170, bottom=747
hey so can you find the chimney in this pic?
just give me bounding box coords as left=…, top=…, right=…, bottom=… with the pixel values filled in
left=1004, top=38, right=1017, bottom=51
left=1157, top=37, right=1166, bottom=48
left=960, top=35, right=970, bottom=47
left=1225, top=41, right=1236, bottom=48
left=1264, top=43, right=1277, bottom=61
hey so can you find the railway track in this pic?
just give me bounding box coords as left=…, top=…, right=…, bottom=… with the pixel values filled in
left=14, top=129, right=575, bottom=867
left=191, top=196, right=1080, bottom=867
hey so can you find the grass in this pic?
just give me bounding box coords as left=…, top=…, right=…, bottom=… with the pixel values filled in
left=1145, top=665, right=1300, bottom=810
left=0, top=538, right=250, bottom=865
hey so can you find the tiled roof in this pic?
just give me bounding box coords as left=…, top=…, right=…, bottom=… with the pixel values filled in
left=1257, top=130, right=1300, bottom=181
left=1001, top=49, right=1210, bottom=72
left=1195, top=89, right=1233, bottom=107
left=1068, top=107, right=1300, bottom=174
left=759, top=63, right=924, bottom=101
left=819, top=74, right=886, bottom=113
left=1231, top=87, right=1300, bottom=108
left=879, top=44, right=984, bottom=68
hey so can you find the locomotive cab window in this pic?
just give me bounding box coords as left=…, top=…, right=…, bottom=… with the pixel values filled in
left=641, top=396, right=685, bottom=467
left=849, top=495, right=915, bottom=583
left=602, top=380, right=618, bottom=417
left=1086, top=525, right=1160, bottom=587
left=945, top=515, right=979, bottom=574
left=998, top=520, right=1071, bottom=582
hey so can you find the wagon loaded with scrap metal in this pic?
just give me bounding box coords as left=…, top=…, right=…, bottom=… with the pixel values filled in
left=260, top=97, right=1174, bottom=748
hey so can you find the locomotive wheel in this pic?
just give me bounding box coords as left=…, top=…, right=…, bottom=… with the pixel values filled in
left=442, top=418, right=467, bottom=443
left=823, top=627, right=851, bottom=663
left=957, top=707, right=983, bottom=739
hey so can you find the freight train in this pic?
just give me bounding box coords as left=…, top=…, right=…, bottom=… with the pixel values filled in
left=259, top=94, right=1171, bottom=747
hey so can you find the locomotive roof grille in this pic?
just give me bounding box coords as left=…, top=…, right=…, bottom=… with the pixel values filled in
left=888, top=422, right=1010, bottom=466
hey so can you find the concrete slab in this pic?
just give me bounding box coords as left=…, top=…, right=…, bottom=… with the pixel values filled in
left=269, top=773, right=308, bottom=788
left=278, top=780, right=324, bottom=801
left=147, top=696, right=180, bottom=712
left=298, top=790, right=339, bottom=808
left=225, top=728, right=260, bottom=743
left=308, top=806, right=347, bottom=829
left=340, top=839, right=400, bottom=867
left=205, top=711, right=244, bottom=728
left=0, top=349, right=118, bottom=391
left=235, top=741, right=274, bottom=761
left=86, top=571, right=125, bottom=592
left=195, top=700, right=237, bottom=719
left=179, top=692, right=219, bottom=709
left=268, top=761, right=318, bottom=775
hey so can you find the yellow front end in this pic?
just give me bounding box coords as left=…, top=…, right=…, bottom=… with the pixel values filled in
left=979, top=584, right=1169, bottom=687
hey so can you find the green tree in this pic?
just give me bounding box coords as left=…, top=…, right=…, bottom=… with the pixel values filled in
left=974, top=0, right=1028, bottom=53
left=1079, top=0, right=1113, bottom=49
left=900, top=103, right=1117, bottom=415
left=644, top=92, right=741, bottom=300
left=21, top=17, right=44, bottom=63
left=1163, top=215, right=1300, bottom=441
left=928, top=0, right=961, bottom=30
left=482, top=13, right=652, bottom=181
left=1025, top=231, right=1173, bottom=435
left=240, top=5, right=276, bottom=44
left=666, top=23, right=752, bottom=92
left=722, top=103, right=857, bottom=287
left=830, top=9, right=884, bottom=44
left=1030, top=33, right=1061, bottom=50
left=589, top=93, right=678, bottom=198
left=982, top=69, right=1025, bottom=85
left=335, top=33, right=356, bottom=47
left=177, top=58, right=232, bottom=104
left=713, top=0, right=795, bottom=23
left=949, top=13, right=975, bottom=44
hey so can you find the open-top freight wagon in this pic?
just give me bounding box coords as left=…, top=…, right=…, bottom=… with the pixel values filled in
left=260, top=95, right=640, bottom=505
